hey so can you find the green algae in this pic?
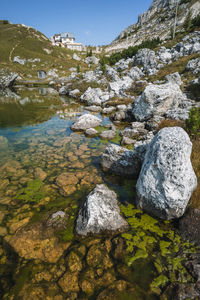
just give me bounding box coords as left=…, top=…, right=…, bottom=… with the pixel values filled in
left=14, top=179, right=46, bottom=204
left=120, top=202, right=199, bottom=295
left=150, top=274, right=169, bottom=295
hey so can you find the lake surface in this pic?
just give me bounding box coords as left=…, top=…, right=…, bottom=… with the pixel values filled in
left=0, top=87, right=197, bottom=300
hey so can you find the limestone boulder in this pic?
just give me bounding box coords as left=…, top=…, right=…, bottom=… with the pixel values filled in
left=136, top=127, right=197, bottom=219
left=76, top=184, right=128, bottom=235
left=71, top=114, right=101, bottom=131
left=132, top=81, right=185, bottom=121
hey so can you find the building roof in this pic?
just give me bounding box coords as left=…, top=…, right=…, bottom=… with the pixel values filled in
left=61, top=32, right=75, bottom=39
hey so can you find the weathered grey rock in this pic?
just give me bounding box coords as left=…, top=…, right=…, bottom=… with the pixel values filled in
left=121, top=136, right=136, bottom=146
left=134, top=48, right=158, bottom=74
left=186, top=58, right=200, bottom=74
left=164, top=108, right=190, bottom=121
left=76, top=184, right=128, bottom=235
left=108, top=76, right=133, bottom=94
left=71, top=114, right=101, bottom=131
left=0, top=69, right=18, bottom=89
left=136, top=127, right=197, bottom=220
left=165, top=72, right=182, bottom=86
left=85, top=128, right=98, bottom=137
left=102, top=106, right=116, bottom=114
left=133, top=131, right=154, bottom=161
left=84, top=56, right=99, bottom=65
left=47, top=69, right=58, bottom=78
left=121, top=126, right=148, bottom=139
left=13, top=56, right=26, bottom=65
left=80, top=87, right=103, bottom=106
left=100, top=144, right=142, bottom=178
left=83, top=70, right=98, bottom=82
left=68, top=89, right=80, bottom=98
left=127, top=66, right=144, bottom=80
left=157, top=47, right=172, bottom=63
left=73, top=53, right=81, bottom=61
left=99, top=127, right=116, bottom=140
left=85, top=105, right=102, bottom=112
left=106, top=66, right=120, bottom=81
left=132, top=82, right=185, bottom=121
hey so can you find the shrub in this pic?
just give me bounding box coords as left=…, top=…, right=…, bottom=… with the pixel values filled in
left=186, top=82, right=200, bottom=101
left=180, top=0, right=190, bottom=4
left=186, top=107, right=200, bottom=138
left=87, top=48, right=93, bottom=57
left=191, top=14, right=200, bottom=28
left=184, top=12, right=192, bottom=31
left=100, top=38, right=161, bottom=66
left=2, top=20, right=9, bottom=24
left=76, top=64, right=80, bottom=73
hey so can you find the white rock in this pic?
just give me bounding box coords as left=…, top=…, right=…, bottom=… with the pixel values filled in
left=71, top=114, right=101, bottom=131
left=136, top=127, right=197, bottom=219
left=100, top=144, right=142, bottom=178
left=133, top=81, right=185, bottom=121
left=73, top=53, right=81, bottom=61
left=76, top=184, right=128, bottom=235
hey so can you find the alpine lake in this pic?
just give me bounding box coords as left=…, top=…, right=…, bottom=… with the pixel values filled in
left=0, top=86, right=198, bottom=300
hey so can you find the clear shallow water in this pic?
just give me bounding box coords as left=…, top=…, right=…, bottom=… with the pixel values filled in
left=0, top=88, right=197, bottom=299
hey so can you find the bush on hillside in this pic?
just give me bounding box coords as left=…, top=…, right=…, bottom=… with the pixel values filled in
left=191, top=14, right=200, bottom=28
left=180, top=0, right=190, bottom=4
left=100, top=38, right=161, bottom=66
left=186, top=107, right=200, bottom=138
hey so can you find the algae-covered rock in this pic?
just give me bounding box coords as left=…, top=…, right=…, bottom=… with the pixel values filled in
left=58, top=271, right=79, bottom=293
left=136, top=127, right=197, bottom=219
left=0, top=136, right=8, bottom=150
left=66, top=251, right=82, bottom=272
left=76, top=184, right=128, bottom=235
left=6, top=222, right=71, bottom=263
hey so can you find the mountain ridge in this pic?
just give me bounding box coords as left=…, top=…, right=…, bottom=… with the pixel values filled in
left=105, top=0, right=200, bottom=53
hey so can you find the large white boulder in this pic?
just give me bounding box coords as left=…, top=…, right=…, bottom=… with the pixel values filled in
left=136, top=127, right=197, bottom=220
left=76, top=184, right=128, bottom=235
left=132, top=80, right=185, bottom=121
left=109, top=76, right=133, bottom=94
left=71, top=114, right=101, bottom=131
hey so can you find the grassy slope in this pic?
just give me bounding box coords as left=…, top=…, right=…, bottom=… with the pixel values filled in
left=0, top=21, right=87, bottom=80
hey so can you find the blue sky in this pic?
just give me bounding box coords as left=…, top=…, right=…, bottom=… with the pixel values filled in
left=0, top=0, right=152, bottom=46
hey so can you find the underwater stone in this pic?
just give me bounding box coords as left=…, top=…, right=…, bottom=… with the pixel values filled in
left=136, top=127, right=197, bottom=219
left=76, top=184, right=128, bottom=235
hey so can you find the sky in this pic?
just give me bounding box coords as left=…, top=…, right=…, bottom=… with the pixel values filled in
left=0, top=0, right=153, bottom=46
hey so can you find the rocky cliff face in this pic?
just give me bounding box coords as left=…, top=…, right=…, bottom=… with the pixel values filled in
left=105, top=0, right=200, bottom=53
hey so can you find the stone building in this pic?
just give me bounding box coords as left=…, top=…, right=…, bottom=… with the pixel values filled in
left=50, top=32, right=84, bottom=51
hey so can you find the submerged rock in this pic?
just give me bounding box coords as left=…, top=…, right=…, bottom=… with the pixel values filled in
left=136, top=127, right=197, bottom=219
left=71, top=114, right=101, bottom=131
left=100, top=144, right=142, bottom=178
left=0, top=136, right=8, bottom=150
left=76, top=184, right=128, bottom=235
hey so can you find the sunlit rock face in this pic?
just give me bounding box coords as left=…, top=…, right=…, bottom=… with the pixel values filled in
left=76, top=184, right=128, bottom=235
left=136, top=127, right=197, bottom=220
